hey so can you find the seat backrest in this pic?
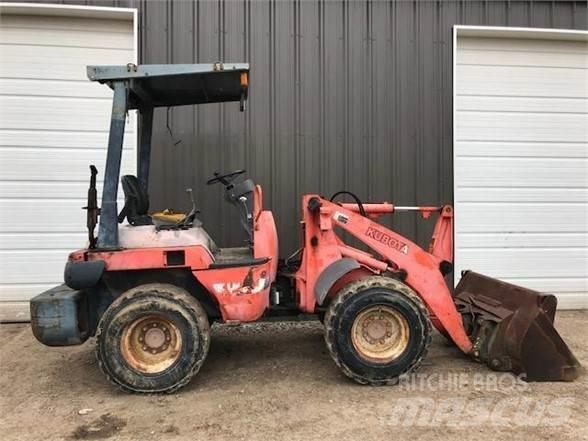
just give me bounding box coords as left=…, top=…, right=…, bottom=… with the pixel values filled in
left=121, top=175, right=149, bottom=215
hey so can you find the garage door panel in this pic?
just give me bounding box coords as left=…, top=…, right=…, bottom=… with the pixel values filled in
left=456, top=65, right=588, bottom=98
left=457, top=232, right=588, bottom=248
left=457, top=202, right=588, bottom=233
left=0, top=44, right=133, bottom=81
left=0, top=199, right=87, bottom=233
left=0, top=95, right=136, bottom=131
left=0, top=232, right=86, bottom=250
left=456, top=157, right=588, bottom=187
left=455, top=141, right=588, bottom=158
left=0, top=14, right=132, bottom=34
left=456, top=95, right=588, bottom=114
left=0, top=147, right=136, bottom=181
left=456, top=111, right=588, bottom=142
left=0, top=286, right=58, bottom=305
left=458, top=37, right=588, bottom=54
left=0, top=182, right=134, bottom=201
left=0, top=129, right=134, bottom=149
left=0, top=24, right=133, bottom=49
left=458, top=48, right=588, bottom=69
left=0, top=11, right=136, bottom=320
left=0, top=78, right=112, bottom=99
left=0, top=201, right=87, bottom=233
left=456, top=187, right=588, bottom=203
left=1, top=181, right=97, bottom=198
left=455, top=248, right=588, bottom=279
left=0, top=199, right=127, bottom=233
left=0, top=250, right=70, bottom=285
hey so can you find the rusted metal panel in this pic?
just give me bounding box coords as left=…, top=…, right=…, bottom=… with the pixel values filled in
left=36, top=0, right=588, bottom=255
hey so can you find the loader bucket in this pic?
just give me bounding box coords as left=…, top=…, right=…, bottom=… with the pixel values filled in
left=454, top=271, right=582, bottom=382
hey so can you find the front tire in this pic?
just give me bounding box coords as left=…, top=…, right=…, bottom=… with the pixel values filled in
left=96, top=283, right=210, bottom=393
left=324, top=276, right=431, bottom=385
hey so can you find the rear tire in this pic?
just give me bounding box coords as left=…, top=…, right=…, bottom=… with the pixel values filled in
left=96, top=283, right=210, bottom=393
left=324, top=276, right=431, bottom=385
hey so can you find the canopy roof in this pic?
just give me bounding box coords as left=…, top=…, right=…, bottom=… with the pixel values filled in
left=87, top=63, right=249, bottom=109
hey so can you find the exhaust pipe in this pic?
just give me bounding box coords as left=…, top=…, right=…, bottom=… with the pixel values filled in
left=454, top=271, right=582, bottom=382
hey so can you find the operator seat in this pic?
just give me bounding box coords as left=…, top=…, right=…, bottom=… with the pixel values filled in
left=118, top=175, right=201, bottom=229
left=118, top=175, right=152, bottom=226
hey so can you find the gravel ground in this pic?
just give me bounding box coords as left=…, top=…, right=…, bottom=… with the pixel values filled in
left=0, top=310, right=586, bottom=441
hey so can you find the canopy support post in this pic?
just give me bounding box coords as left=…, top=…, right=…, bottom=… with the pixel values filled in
left=138, top=106, right=154, bottom=192
left=97, top=81, right=128, bottom=249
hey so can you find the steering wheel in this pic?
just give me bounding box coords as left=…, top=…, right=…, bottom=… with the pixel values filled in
left=206, top=169, right=246, bottom=186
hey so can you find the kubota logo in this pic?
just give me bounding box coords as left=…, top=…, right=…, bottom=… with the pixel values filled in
left=365, top=226, right=409, bottom=254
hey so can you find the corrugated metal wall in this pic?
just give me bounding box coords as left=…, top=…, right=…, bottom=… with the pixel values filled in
left=34, top=0, right=588, bottom=255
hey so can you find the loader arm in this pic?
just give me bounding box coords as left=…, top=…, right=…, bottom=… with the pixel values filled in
left=297, top=196, right=473, bottom=354
left=297, top=195, right=581, bottom=381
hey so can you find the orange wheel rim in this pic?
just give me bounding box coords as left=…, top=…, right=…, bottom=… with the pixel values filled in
left=120, top=314, right=182, bottom=374
left=351, top=305, right=410, bottom=364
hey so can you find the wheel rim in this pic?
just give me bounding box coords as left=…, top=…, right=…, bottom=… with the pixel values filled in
left=351, top=305, right=410, bottom=364
left=120, top=314, right=182, bottom=374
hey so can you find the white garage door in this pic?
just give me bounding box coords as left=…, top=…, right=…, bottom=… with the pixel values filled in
left=0, top=5, right=137, bottom=321
left=454, top=27, right=588, bottom=309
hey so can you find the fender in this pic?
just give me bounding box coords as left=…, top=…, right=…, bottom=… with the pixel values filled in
left=314, top=258, right=360, bottom=305
left=64, top=260, right=105, bottom=290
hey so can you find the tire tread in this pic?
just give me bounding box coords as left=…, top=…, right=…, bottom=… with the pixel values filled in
left=95, top=283, right=210, bottom=394
left=324, top=276, right=432, bottom=385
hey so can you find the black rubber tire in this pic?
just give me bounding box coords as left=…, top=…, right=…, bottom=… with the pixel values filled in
left=95, top=283, right=210, bottom=393
left=324, top=276, right=432, bottom=385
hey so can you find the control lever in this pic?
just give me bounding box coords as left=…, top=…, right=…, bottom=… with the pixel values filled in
left=156, top=188, right=200, bottom=231
left=184, top=188, right=198, bottom=224
left=239, top=196, right=252, bottom=221
left=238, top=196, right=253, bottom=245
left=83, top=165, right=100, bottom=249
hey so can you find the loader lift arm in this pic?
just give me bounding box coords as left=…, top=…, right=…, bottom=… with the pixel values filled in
left=295, top=195, right=581, bottom=381
left=296, top=196, right=473, bottom=354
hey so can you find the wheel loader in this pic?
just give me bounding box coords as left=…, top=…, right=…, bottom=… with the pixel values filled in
left=30, top=63, right=581, bottom=393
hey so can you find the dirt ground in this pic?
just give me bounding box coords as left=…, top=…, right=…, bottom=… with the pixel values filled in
left=1, top=311, right=586, bottom=441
